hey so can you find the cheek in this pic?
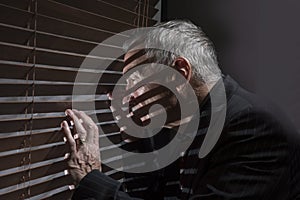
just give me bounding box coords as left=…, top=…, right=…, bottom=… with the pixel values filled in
left=123, top=86, right=145, bottom=105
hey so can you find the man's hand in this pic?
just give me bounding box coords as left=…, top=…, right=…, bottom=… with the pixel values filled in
left=61, top=109, right=101, bottom=186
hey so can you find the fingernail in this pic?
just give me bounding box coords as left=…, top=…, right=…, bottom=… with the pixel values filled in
left=61, top=121, right=67, bottom=127
left=64, top=153, right=70, bottom=159
left=120, top=126, right=127, bottom=132
left=64, top=169, right=69, bottom=175
left=107, top=93, right=113, bottom=100
left=110, top=106, right=115, bottom=112
left=69, top=185, right=75, bottom=190
left=65, top=109, right=72, bottom=116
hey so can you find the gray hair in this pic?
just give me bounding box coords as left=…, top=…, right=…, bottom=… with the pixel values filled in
left=124, top=20, right=221, bottom=85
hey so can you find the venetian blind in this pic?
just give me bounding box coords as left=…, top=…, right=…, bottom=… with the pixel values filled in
left=0, top=0, right=159, bottom=199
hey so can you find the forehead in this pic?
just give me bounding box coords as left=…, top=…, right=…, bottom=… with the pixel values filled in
left=123, top=49, right=147, bottom=74
left=124, top=49, right=140, bottom=62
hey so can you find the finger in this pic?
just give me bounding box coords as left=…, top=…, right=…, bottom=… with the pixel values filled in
left=65, top=109, right=86, bottom=141
left=73, top=109, right=94, bottom=124
left=107, top=92, right=113, bottom=100
left=61, top=121, right=76, bottom=153
left=72, top=109, right=99, bottom=144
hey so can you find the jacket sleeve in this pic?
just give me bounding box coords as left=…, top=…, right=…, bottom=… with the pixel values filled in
left=72, top=170, right=141, bottom=200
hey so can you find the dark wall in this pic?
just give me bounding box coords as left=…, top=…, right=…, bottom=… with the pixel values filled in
left=162, top=0, right=300, bottom=130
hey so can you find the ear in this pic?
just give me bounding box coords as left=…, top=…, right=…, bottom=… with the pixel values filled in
left=173, top=57, right=192, bottom=81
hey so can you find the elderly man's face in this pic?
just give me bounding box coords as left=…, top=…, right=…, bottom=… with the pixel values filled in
left=119, top=48, right=194, bottom=129
left=122, top=49, right=168, bottom=126
left=108, top=47, right=193, bottom=135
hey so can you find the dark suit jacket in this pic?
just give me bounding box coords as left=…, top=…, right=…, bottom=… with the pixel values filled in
left=72, top=75, right=300, bottom=200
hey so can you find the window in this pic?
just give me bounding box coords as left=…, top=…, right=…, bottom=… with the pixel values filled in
left=0, top=0, right=160, bottom=199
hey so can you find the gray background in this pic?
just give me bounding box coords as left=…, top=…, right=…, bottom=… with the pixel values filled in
left=162, top=0, right=300, bottom=131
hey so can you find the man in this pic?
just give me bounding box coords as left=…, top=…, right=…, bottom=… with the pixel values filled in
left=61, top=20, right=300, bottom=199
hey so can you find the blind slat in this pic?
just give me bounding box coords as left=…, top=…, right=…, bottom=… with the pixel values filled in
left=0, top=101, right=111, bottom=115
left=0, top=130, right=64, bottom=153
left=0, top=94, right=108, bottom=103
left=52, top=0, right=157, bottom=25
left=0, top=172, right=71, bottom=198
left=0, top=41, right=123, bottom=62
left=0, top=84, right=117, bottom=97
left=0, top=143, right=124, bottom=189
left=0, top=157, right=65, bottom=179
left=0, top=3, right=33, bottom=28
left=31, top=186, right=71, bottom=200
left=0, top=60, right=123, bottom=74
left=0, top=159, right=67, bottom=189
left=0, top=144, right=67, bottom=171
left=0, top=61, right=123, bottom=82
left=0, top=120, right=118, bottom=140
left=0, top=113, right=116, bottom=133
left=38, top=0, right=135, bottom=32
left=0, top=22, right=125, bottom=57
left=0, top=109, right=113, bottom=122
left=0, top=126, right=122, bottom=154
left=37, top=14, right=126, bottom=43
left=0, top=42, right=124, bottom=70
left=101, top=0, right=158, bottom=15
left=0, top=0, right=158, bottom=28
left=0, top=4, right=130, bottom=44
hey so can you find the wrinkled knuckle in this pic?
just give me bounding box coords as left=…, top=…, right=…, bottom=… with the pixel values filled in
left=78, top=128, right=87, bottom=134
left=68, top=156, right=78, bottom=165
left=87, top=123, right=97, bottom=131
left=92, top=123, right=98, bottom=131
left=81, top=130, right=87, bottom=135
left=87, top=123, right=94, bottom=129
